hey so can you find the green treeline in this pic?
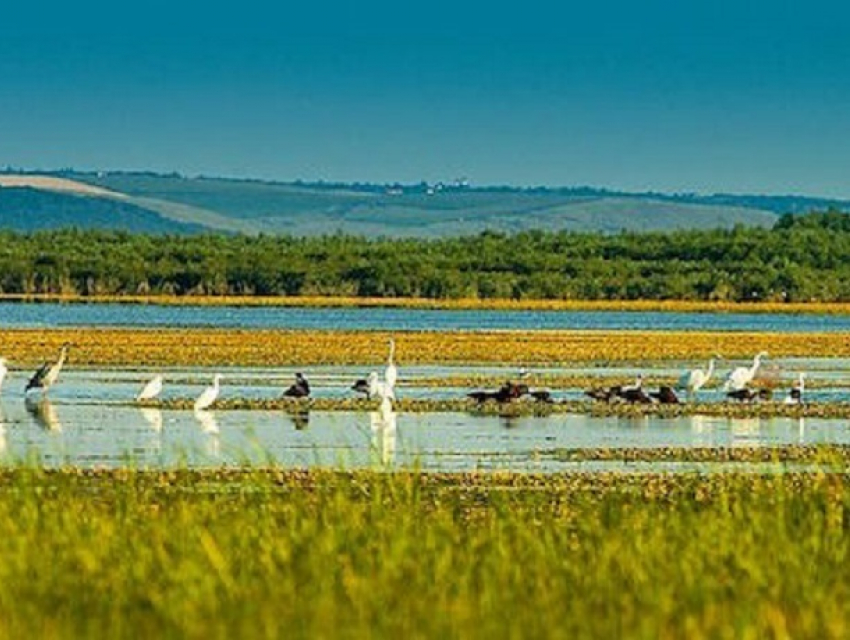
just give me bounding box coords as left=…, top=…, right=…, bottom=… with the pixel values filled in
left=1, top=210, right=849, bottom=301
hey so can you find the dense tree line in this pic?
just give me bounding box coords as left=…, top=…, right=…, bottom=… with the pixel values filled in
left=1, top=211, right=850, bottom=301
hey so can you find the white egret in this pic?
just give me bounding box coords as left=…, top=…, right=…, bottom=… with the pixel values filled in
left=194, top=374, right=222, bottom=411
left=136, top=374, right=164, bottom=401
left=367, top=371, right=395, bottom=401
left=385, top=338, right=398, bottom=390
left=25, top=343, right=71, bottom=394
left=0, top=357, right=7, bottom=391
left=678, top=356, right=720, bottom=399
left=722, top=352, right=768, bottom=392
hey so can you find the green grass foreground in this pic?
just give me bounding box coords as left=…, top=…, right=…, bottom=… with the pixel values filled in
left=0, top=469, right=848, bottom=639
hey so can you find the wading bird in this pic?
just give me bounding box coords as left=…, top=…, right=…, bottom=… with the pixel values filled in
left=650, top=386, right=680, bottom=404
left=385, top=338, right=398, bottom=391
left=722, top=352, right=768, bottom=392
left=726, top=387, right=771, bottom=403
left=25, top=343, right=71, bottom=395
left=194, top=374, right=222, bottom=411
left=0, top=357, right=7, bottom=391
left=136, top=374, right=163, bottom=401
left=367, top=371, right=395, bottom=402
left=351, top=377, right=370, bottom=396
left=467, top=381, right=527, bottom=404
left=784, top=372, right=806, bottom=405
left=678, top=356, right=720, bottom=399
left=283, top=372, right=311, bottom=398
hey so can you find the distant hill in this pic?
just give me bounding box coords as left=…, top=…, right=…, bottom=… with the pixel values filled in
left=0, top=186, right=203, bottom=234
left=1, top=169, right=848, bottom=236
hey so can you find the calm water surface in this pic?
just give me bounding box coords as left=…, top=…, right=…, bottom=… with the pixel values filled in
left=1, top=302, right=849, bottom=332
left=0, top=396, right=846, bottom=472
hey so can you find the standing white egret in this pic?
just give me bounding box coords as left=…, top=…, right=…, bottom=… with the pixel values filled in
left=0, top=357, right=7, bottom=392
left=194, top=374, right=222, bottom=411
left=784, top=372, right=806, bottom=405
left=370, top=396, right=397, bottom=467
left=367, top=371, right=395, bottom=401
left=25, top=343, right=71, bottom=394
left=722, top=352, right=768, bottom=392
left=136, top=374, right=164, bottom=401
left=385, top=338, right=398, bottom=391
left=678, top=356, right=720, bottom=399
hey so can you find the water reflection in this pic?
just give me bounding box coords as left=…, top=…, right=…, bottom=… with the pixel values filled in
left=139, top=407, right=163, bottom=432
left=798, top=417, right=806, bottom=444
left=193, top=409, right=221, bottom=458
left=284, top=407, right=311, bottom=431
left=25, top=396, right=62, bottom=432
left=730, top=418, right=761, bottom=445
left=0, top=401, right=7, bottom=456
left=370, top=399, right=397, bottom=467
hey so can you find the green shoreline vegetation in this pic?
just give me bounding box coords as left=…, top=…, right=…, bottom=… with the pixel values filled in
left=2, top=210, right=850, bottom=302
left=0, top=469, right=847, bottom=638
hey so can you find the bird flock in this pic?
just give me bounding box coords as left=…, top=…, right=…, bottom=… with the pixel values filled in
left=0, top=344, right=808, bottom=411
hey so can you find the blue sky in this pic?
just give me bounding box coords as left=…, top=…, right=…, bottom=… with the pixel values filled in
left=2, top=1, right=850, bottom=196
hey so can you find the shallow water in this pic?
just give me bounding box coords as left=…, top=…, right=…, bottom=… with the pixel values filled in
left=2, top=302, right=850, bottom=332
left=0, top=396, right=847, bottom=472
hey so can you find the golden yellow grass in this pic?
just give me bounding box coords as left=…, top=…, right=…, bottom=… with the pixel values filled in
left=4, top=293, right=850, bottom=314
left=3, top=328, right=849, bottom=367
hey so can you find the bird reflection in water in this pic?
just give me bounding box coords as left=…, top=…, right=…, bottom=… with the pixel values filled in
left=370, top=398, right=397, bottom=467
left=730, top=417, right=761, bottom=445
left=797, top=417, right=806, bottom=444
left=285, top=407, right=311, bottom=431
left=0, top=402, right=7, bottom=455
left=193, top=409, right=221, bottom=458
left=139, top=407, right=163, bottom=433
left=25, top=396, right=62, bottom=432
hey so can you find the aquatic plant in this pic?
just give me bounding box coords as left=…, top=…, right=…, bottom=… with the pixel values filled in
left=0, top=469, right=847, bottom=638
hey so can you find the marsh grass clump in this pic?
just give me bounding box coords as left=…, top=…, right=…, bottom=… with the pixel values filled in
left=0, top=469, right=848, bottom=638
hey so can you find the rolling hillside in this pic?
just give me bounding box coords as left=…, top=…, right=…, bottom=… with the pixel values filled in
left=1, top=170, right=848, bottom=236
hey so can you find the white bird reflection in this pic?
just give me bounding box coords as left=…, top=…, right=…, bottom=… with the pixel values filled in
left=730, top=417, right=761, bottom=445
left=797, top=417, right=806, bottom=444
left=139, top=407, right=163, bottom=432
left=370, top=397, right=397, bottom=467
left=193, top=409, right=221, bottom=458
left=25, top=396, right=62, bottom=432
left=0, top=402, right=7, bottom=456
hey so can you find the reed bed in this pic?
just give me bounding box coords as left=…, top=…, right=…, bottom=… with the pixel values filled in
left=3, top=328, right=850, bottom=367
left=5, top=293, right=850, bottom=314
left=0, top=469, right=847, bottom=639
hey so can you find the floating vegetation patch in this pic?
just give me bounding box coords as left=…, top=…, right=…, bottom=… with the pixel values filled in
left=546, top=445, right=850, bottom=464
left=143, top=396, right=850, bottom=418
left=4, top=328, right=850, bottom=367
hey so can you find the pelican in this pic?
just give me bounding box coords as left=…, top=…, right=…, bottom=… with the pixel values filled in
left=194, top=374, right=222, bottom=411
left=784, top=372, right=806, bottom=405
left=385, top=338, right=398, bottom=390
left=136, top=374, right=164, bottom=401
left=0, top=357, right=7, bottom=391
left=722, top=352, right=768, bottom=392
left=282, top=372, right=310, bottom=398
left=367, top=371, right=395, bottom=401
left=678, top=356, right=720, bottom=399
left=25, top=343, right=71, bottom=394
